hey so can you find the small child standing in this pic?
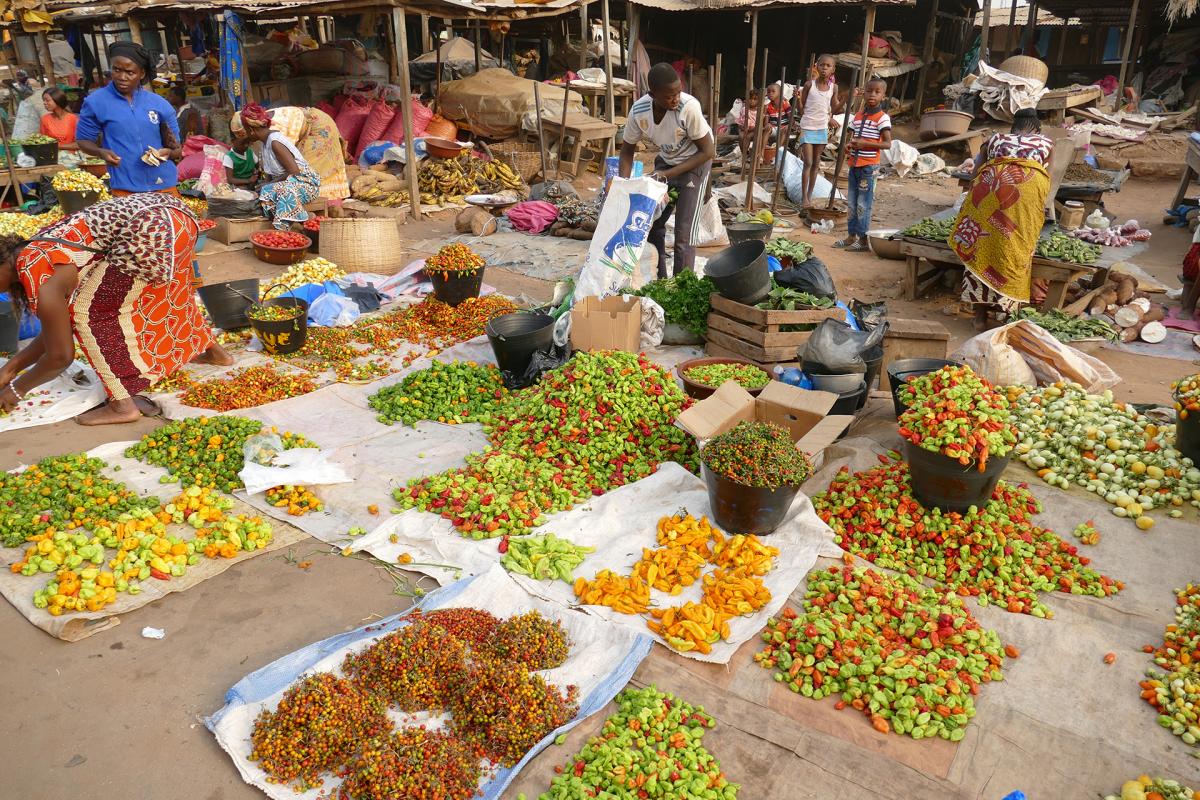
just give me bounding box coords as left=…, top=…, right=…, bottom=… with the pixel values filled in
left=764, top=83, right=790, bottom=145
left=797, top=54, right=844, bottom=208
left=737, top=90, right=760, bottom=156
left=836, top=77, right=892, bottom=252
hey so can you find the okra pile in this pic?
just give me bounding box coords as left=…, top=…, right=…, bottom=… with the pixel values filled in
left=1008, top=383, right=1200, bottom=529
left=813, top=458, right=1123, bottom=617
left=897, top=365, right=1016, bottom=470
left=397, top=351, right=698, bottom=537
left=368, top=360, right=509, bottom=426
left=535, top=685, right=738, bottom=800
left=755, top=565, right=1008, bottom=740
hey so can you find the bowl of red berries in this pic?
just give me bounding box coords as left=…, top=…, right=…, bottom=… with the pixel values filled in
left=250, top=229, right=313, bottom=265
left=196, top=218, right=217, bottom=252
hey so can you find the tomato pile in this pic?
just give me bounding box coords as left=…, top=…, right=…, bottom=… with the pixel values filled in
left=539, top=685, right=737, bottom=800
left=251, top=607, right=577, bottom=792
left=897, top=365, right=1016, bottom=471
left=196, top=218, right=217, bottom=232
left=813, top=457, right=1123, bottom=617
left=302, top=216, right=322, bottom=232
left=396, top=351, right=697, bottom=538
left=755, top=564, right=1008, bottom=741
left=368, top=360, right=509, bottom=426
left=251, top=230, right=311, bottom=250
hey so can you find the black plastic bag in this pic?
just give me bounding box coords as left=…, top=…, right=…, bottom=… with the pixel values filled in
left=850, top=299, right=888, bottom=332
left=501, top=343, right=571, bottom=390
left=207, top=194, right=263, bottom=218
left=775, top=256, right=836, bottom=301
left=343, top=283, right=386, bottom=313
left=802, top=318, right=887, bottom=372
left=23, top=176, right=58, bottom=215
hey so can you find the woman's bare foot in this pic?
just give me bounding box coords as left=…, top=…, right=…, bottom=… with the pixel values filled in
left=76, top=397, right=141, bottom=425
left=192, top=343, right=234, bottom=366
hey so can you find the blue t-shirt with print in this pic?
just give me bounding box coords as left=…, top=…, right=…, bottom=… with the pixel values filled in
left=76, top=83, right=180, bottom=192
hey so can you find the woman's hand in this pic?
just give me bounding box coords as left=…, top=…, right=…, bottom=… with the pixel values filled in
left=101, top=149, right=121, bottom=166
left=0, top=383, right=20, bottom=412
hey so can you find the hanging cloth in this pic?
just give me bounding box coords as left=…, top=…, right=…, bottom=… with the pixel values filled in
left=219, top=11, right=249, bottom=111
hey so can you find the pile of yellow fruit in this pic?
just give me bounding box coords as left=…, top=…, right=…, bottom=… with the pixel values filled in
left=262, top=257, right=345, bottom=299
left=51, top=168, right=110, bottom=199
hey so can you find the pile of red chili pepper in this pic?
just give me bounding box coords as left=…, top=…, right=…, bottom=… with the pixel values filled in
left=397, top=351, right=698, bottom=538
left=897, top=365, right=1017, bottom=472
left=351, top=295, right=518, bottom=354
left=1145, top=583, right=1200, bottom=673
left=424, top=242, right=485, bottom=276
left=813, top=456, right=1124, bottom=617
left=180, top=364, right=317, bottom=411
left=338, top=727, right=485, bottom=800
left=341, top=621, right=470, bottom=712
left=754, top=564, right=1009, bottom=741
left=1139, top=583, right=1200, bottom=750
left=489, top=610, right=570, bottom=670
left=275, top=326, right=393, bottom=383
left=701, top=420, right=812, bottom=489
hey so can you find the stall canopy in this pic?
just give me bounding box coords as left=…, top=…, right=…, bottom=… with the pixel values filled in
left=628, top=0, right=911, bottom=9
left=42, top=0, right=595, bottom=23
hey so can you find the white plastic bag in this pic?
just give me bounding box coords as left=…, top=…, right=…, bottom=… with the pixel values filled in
left=625, top=294, right=664, bottom=349
left=309, top=292, right=360, bottom=327
left=238, top=447, right=354, bottom=496
left=778, top=151, right=841, bottom=203
left=573, top=176, right=668, bottom=301
left=882, top=139, right=920, bottom=177
left=951, top=320, right=1121, bottom=392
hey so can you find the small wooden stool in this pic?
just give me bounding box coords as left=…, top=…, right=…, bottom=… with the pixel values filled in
left=532, top=112, right=620, bottom=177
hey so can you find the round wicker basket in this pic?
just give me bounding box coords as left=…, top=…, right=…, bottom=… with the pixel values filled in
left=998, top=55, right=1049, bottom=85
left=318, top=217, right=403, bottom=273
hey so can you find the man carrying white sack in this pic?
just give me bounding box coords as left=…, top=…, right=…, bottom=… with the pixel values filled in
left=618, top=62, right=715, bottom=279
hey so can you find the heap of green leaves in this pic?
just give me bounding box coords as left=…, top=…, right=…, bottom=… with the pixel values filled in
left=764, top=237, right=813, bottom=264
left=756, top=282, right=834, bottom=311
left=632, top=270, right=715, bottom=337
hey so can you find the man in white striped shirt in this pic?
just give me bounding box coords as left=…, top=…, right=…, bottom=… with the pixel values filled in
left=618, top=62, right=715, bottom=277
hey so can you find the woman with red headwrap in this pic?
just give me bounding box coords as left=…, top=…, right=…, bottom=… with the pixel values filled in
left=232, top=103, right=320, bottom=229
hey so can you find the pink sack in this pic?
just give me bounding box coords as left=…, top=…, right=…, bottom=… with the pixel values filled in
left=410, top=98, right=433, bottom=136
left=331, top=94, right=347, bottom=114
left=176, top=151, right=206, bottom=181
left=506, top=201, right=560, bottom=234
left=335, top=98, right=371, bottom=153
left=184, top=135, right=225, bottom=156
left=355, top=100, right=396, bottom=159
left=316, top=100, right=337, bottom=118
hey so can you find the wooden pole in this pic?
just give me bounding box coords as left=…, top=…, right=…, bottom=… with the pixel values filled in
left=746, top=11, right=758, bottom=104
left=434, top=31, right=442, bottom=110
left=35, top=32, right=55, bottom=86
left=385, top=11, right=399, bottom=84
left=1022, top=2, right=1038, bottom=52
left=745, top=48, right=768, bottom=211
left=628, top=2, right=641, bottom=92
left=979, top=0, right=991, bottom=65
left=1116, top=0, right=1141, bottom=100
left=620, top=17, right=627, bottom=71
left=533, top=81, right=550, bottom=181
left=1055, top=23, right=1067, bottom=66
left=799, top=8, right=812, bottom=79
left=707, top=64, right=716, bottom=128
left=420, top=14, right=431, bottom=52
left=769, top=66, right=791, bottom=212
left=828, top=3, right=875, bottom=210
left=1007, top=0, right=1018, bottom=46
left=913, top=0, right=940, bottom=117
left=473, top=20, right=482, bottom=73
left=128, top=18, right=144, bottom=45
left=738, top=48, right=753, bottom=191
left=714, top=53, right=722, bottom=126
left=579, top=2, right=588, bottom=73
left=391, top=9, right=422, bottom=221
left=601, top=0, right=614, bottom=122
left=556, top=83, right=570, bottom=178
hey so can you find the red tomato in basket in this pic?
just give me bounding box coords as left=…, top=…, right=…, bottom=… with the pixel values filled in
left=252, top=231, right=309, bottom=249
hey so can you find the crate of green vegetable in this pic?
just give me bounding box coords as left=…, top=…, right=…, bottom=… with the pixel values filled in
left=705, top=292, right=846, bottom=364
left=764, top=236, right=814, bottom=266
left=676, top=357, right=771, bottom=399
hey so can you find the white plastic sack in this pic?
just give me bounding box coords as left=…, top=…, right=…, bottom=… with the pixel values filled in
left=951, top=320, right=1121, bottom=392
left=196, top=145, right=229, bottom=196
left=309, top=292, right=360, bottom=327
left=912, top=152, right=947, bottom=176
left=882, top=138, right=920, bottom=177
left=237, top=447, right=354, bottom=495
left=778, top=151, right=841, bottom=204
left=664, top=195, right=727, bottom=250
left=15, top=153, right=34, bottom=168
left=12, top=90, right=44, bottom=141
left=713, top=180, right=772, bottom=207
left=625, top=294, right=664, bottom=349
left=573, top=176, right=668, bottom=301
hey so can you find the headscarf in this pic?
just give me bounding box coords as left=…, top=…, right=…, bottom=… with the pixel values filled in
left=231, top=103, right=271, bottom=135
left=108, top=41, right=155, bottom=84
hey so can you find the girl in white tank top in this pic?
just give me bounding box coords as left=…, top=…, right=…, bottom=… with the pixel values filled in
left=797, top=54, right=845, bottom=208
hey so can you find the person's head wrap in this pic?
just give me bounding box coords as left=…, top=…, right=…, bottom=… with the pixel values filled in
left=231, top=103, right=272, bottom=135
left=108, top=41, right=155, bottom=84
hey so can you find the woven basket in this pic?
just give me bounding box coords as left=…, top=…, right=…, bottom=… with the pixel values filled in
left=491, top=140, right=543, bottom=181
left=998, top=55, right=1049, bottom=85
left=319, top=217, right=403, bottom=273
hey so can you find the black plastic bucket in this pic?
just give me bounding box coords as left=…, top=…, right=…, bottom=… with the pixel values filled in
left=831, top=381, right=867, bottom=416
left=250, top=297, right=309, bottom=355
left=430, top=266, right=485, bottom=307
left=22, top=141, right=58, bottom=166
left=486, top=312, right=555, bottom=377
left=0, top=297, right=17, bottom=354
left=726, top=222, right=774, bottom=245
left=888, top=357, right=964, bottom=418
left=198, top=278, right=261, bottom=329
left=60, top=189, right=102, bottom=214
left=703, top=465, right=800, bottom=535
left=704, top=240, right=770, bottom=305
left=903, top=439, right=1009, bottom=514
left=1176, top=399, right=1200, bottom=464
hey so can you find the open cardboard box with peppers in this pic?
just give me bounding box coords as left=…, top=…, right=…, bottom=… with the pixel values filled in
left=675, top=380, right=853, bottom=463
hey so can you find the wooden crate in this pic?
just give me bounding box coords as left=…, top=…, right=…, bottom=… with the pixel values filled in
left=705, top=293, right=846, bottom=364
left=880, top=318, right=951, bottom=391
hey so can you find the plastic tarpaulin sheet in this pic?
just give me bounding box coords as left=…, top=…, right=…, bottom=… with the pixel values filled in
left=0, top=358, right=104, bottom=433
left=437, top=68, right=585, bottom=140
left=206, top=563, right=652, bottom=800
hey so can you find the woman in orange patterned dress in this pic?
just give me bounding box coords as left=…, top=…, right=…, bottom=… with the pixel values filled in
left=0, top=193, right=231, bottom=425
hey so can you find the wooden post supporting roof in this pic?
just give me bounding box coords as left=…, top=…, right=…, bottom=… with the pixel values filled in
left=391, top=8, right=422, bottom=221
left=913, top=0, right=940, bottom=117
left=601, top=0, right=614, bottom=122
left=1116, top=0, right=1141, bottom=99
left=979, top=0, right=992, bottom=64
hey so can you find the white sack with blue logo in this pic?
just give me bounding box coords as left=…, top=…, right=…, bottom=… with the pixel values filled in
left=573, top=175, right=668, bottom=301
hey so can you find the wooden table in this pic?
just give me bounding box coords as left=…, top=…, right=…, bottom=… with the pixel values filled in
left=900, top=236, right=1103, bottom=310
left=528, top=113, right=620, bottom=177
left=1171, top=136, right=1200, bottom=208
left=914, top=129, right=986, bottom=158
left=568, top=81, right=634, bottom=120
left=0, top=163, right=64, bottom=205
left=1037, top=86, right=1103, bottom=125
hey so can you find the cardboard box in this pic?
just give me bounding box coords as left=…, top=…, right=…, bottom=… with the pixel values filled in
left=676, top=380, right=853, bottom=458
left=570, top=295, right=641, bottom=353
left=210, top=216, right=272, bottom=245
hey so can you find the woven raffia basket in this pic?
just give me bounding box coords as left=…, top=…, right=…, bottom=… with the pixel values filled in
left=490, top=140, right=543, bottom=182
left=998, top=55, right=1049, bottom=85
left=319, top=217, right=403, bottom=273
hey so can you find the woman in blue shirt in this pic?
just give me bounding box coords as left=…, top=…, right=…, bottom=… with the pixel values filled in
left=77, top=42, right=182, bottom=196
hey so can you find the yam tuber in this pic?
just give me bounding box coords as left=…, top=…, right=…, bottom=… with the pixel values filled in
left=1113, top=305, right=1142, bottom=328
left=1114, top=275, right=1138, bottom=304
left=1139, top=320, right=1167, bottom=343
left=1089, top=287, right=1119, bottom=315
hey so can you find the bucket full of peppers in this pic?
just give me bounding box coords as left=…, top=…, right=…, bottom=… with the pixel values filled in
left=1174, top=373, right=1200, bottom=463
left=425, top=243, right=486, bottom=307
left=248, top=283, right=308, bottom=355
left=700, top=420, right=813, bottom=534
left=897, top=365, right=1016, bottom=513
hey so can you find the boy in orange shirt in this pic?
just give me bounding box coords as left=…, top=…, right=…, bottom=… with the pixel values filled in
left=835, top=78, right=892, bottom=252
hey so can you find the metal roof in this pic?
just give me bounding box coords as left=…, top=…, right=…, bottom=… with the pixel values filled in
left=41, top=0, right=591, bottom=23
left=629, top=0, right=912, bottom=11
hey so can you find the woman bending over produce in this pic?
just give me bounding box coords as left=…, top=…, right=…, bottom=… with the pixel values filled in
left=0, top=193, right=231, bottom=425
left=950, top=108, right=1053, bottom=329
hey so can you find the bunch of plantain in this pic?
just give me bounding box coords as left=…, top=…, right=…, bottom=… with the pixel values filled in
left=418, top=152, right=523, bottom=202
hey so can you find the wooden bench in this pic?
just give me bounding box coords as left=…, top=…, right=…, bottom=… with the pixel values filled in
left=530, top=113, right=620, bottom=177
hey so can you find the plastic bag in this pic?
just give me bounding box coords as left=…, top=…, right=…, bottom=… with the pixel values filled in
left=802, top=318, right=887, bottom=372
left=207, top=188, right=261, bottom=218
left=626, top=293, right=664, bottom=349
left=196, top=145, right=229, bottom=196
left=573, top=176, right=668, bottom=301
left=775, top=256, right=836, bottom=300
left=238, top=438, right=353, bottom=496
left=501, top=342, right=572, bottom=390
left=850, top=299, right=888, bottom=332
left=342, top=283, right=385, bottom=312
left=951, top=320, right=1120, bottom=392
left=309, top=292, right=360, bottom=327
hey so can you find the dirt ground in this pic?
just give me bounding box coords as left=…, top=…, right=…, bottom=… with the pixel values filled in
left=2, top=166, right=1199, bottom=800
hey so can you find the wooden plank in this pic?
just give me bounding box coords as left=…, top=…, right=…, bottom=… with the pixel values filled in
left=708, top=293, right=844, bottom=327
left=705, top=340, right=799, bottom=371
left=705, top=328, right=804, bottom=362
left=707, top=312, right=817, bottom=348
left=886, top=318, right=951, bottom=342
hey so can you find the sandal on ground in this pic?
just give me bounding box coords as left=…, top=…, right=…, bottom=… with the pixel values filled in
left=833, top=238, right=854, bottom=248
left=846, top=240, right=870, bottom=252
